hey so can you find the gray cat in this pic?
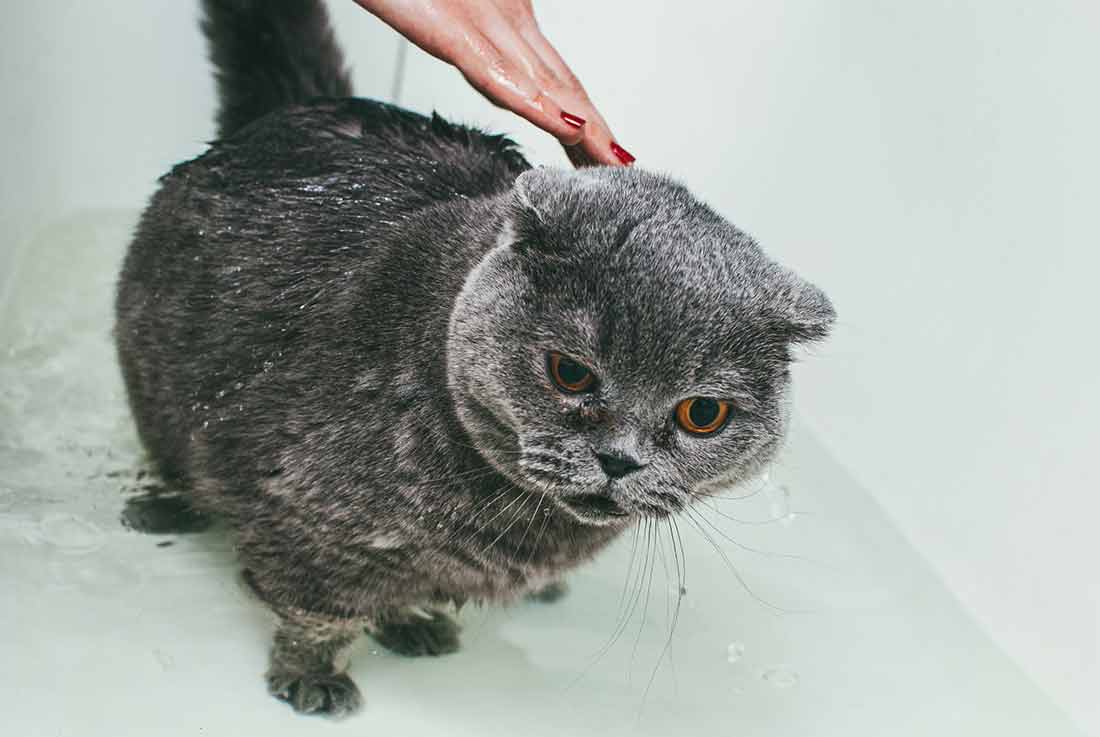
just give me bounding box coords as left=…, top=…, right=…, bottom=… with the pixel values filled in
left=115, top=0, right=834, bottom=718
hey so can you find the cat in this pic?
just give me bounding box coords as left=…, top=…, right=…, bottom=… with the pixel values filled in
left=114, top=0, right=834, bottom=718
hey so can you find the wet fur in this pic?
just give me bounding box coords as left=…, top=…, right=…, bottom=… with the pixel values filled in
left=115, top=0, right=834, bottom=717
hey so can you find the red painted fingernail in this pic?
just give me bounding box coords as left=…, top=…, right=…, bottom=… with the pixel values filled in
left=610, top=142, right=635, bottom=165
left=561, top=111, right=586, bottom=128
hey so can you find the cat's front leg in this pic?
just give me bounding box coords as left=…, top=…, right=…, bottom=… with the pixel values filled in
left=266, top=610, right=365, bottom=718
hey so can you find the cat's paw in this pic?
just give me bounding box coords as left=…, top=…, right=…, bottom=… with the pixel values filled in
left=267, top=670, right=362, bottom=718
left=526, top=580, right=569, bottom=603
left=370, top=610, right=461, bottom=657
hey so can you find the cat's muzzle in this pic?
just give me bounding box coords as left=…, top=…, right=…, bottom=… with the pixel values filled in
left=559, top=491, right=631, bottom=523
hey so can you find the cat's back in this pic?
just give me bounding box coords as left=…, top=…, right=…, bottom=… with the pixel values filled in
left=114, top=97, right=526, bottom=482
left=141, top=97, right=527, bottom=239
left=119, top=95, right=529, bottom=314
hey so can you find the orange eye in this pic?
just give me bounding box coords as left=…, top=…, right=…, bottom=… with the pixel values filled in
left=548, top=352, right=596, bottom=393
left=676, top=398, right=731, bottom=435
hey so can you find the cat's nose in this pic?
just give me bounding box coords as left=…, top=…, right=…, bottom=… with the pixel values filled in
left=595, top=451, right=644, bottom=479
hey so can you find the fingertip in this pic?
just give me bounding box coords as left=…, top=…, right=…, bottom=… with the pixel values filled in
left=560, top=111, right=587, bottom=129
left=534, top=118, right=585, bottom=147
left=555, top=111, right=586, bottom=145
left=569, top=111, right=634, bottom=166
left=609, top=142, right=636, bottom=166
left=558, top=132, right=586, bottom=147
left=577, top=137, right=629, bottom=167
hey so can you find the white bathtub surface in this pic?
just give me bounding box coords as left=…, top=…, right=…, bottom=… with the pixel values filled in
left=0, top=211, right=1084, bottom=736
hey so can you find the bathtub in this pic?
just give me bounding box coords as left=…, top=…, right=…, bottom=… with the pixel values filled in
left=1, top=2, right=1094, bottom=735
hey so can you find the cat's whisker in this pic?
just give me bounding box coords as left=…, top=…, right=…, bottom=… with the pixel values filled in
left=686, top=489, right=807, bottom=526
left=617, top=522, right=643, bottom=615
left=567, top=518, right=649, bottom=690
left=617, top=520, right=653, bottom=647
left=629, top=519, right=659, bottom=680
left=521, top=497, right=554, bottom=568
left=688, top=504, right=811, bottom=563
left=521, top=466, right=566, bottom=488
left=479, top=492, right=533, bottom=555
left=608, top=521, right=655, bottom=659
left=689, top=478, right=771, bottom=503
left=515, top=490, right=547, bottom=553
left=641, top=517, right=686, bottom=705
left=417, top=481, right=511, bottom=551
left=458, top=487, right=528, bottom=550
left=681, top=508, right=803, bottom=615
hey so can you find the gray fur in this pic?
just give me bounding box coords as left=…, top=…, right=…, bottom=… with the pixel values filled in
left=115, top=0, right=833, bottom=717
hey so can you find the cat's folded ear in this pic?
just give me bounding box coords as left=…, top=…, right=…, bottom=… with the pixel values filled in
left=763, top=267, right=836, bottom=344
left=511, top=167, right=575, bottom=224
left=507, top=167, right=594, bottom=253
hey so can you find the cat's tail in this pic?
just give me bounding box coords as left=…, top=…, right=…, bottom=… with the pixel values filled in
left=200, top=0, right=354, bottom=138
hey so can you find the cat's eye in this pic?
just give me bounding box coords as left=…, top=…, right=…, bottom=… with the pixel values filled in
left=676, top=398, right=731, bottom=435
left=548, top=352, right=596, bottom=393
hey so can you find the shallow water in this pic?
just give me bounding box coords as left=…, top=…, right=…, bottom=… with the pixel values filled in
left=0, top=211, right=1084, bottom=736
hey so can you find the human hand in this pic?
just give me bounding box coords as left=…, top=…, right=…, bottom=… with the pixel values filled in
left=353, top=0, right=634, bottom=167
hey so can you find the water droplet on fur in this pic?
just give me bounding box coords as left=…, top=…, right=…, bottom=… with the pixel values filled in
left=761, top=666, right=799, bottom=689
left=215, top=389, right=227, bottom=399
left=38, top=515, right=104, bottom=554
left=233, top=381, right=243, bottom=390
left=726, top=642, right=745, bottom=663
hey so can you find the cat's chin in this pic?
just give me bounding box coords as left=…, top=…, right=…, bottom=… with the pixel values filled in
left=561, top=493, right=627, bottom=516
left=556, top=491, right=636, bottom=526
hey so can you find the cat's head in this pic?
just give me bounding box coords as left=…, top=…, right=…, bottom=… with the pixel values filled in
left=447, top=167, right=833, bottom=526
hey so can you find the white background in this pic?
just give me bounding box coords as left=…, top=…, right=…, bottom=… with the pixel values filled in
left=2, top=1, right=1097, bottom=734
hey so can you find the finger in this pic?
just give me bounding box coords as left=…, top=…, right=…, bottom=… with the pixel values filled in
left=563, top=143, right=603, bottom=168
left=452, top=8, right=593, bottom=148
left=516, top=25, right=632, bottom=167
left=457, top=43, right=588, bottom=147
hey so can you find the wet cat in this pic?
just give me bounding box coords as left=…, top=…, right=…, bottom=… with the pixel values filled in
left=115, top=0, right=834, bottom=717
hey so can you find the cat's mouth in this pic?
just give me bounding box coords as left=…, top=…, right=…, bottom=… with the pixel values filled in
left=560, top=492, right=630, bottom=521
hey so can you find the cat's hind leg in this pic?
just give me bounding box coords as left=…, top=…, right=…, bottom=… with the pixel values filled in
left=266, top=610, right=365, bottom=718
left=367, top=606, right=461, bottom=657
